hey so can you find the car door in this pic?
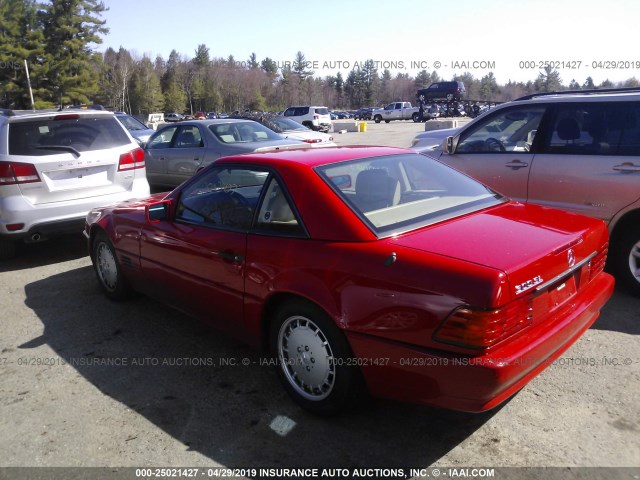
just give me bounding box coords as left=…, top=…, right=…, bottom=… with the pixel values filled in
left=382, top=103, right=401, bottom=120
left=527, top=101, right=640, bottom=221
left=138, top=165, right=270, bottom=336
left=163, top=124, right=207, bottom=186
left=144, top=124, right=178, bottom=185
left=437, top=104, right=547, bottom=201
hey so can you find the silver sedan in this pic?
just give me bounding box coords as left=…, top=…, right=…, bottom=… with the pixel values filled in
left=144, top=119, right=306, bottom=187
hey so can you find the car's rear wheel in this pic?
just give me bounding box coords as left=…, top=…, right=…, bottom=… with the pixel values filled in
left=270, top=300, right=364, bottom=415
left=612, top=226, right=640, bottom=296
left=0, top=238, right=16, bottom=260
left=92, top=232, right=131, bottom=300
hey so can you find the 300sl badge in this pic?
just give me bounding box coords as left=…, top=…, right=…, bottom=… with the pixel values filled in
left=515, top=275, right=544, bottom=295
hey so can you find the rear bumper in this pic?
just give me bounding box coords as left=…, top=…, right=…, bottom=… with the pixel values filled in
left=346, top=272, right=615, bottom=412
left=0, top=179, right=150, bottom=240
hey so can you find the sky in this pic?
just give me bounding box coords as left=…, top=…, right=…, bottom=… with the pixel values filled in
left=99, top=0, right=640, bottom=86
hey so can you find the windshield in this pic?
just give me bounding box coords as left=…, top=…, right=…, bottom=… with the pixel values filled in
left=116, top=114, right=148, bottom=131
left=209, top=121, right=282, bottom=143
left=316, top=153, right=504, bottom=236
left=272, top=117, right=308, bottom=132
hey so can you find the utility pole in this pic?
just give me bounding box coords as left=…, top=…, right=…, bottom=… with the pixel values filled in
left=24, top=60, right=35, bottom=111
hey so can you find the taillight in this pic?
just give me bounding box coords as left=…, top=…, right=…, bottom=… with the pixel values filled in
left=434, top=298, right=534, bottom=350
left=118, top=148, right=145, bottom=171
left=313, top=115, right=319, bottom=120
left=0, top=161, right=41, bottom=185
left=588, top=246, right=608, bottom=282
left=302, top=139, right=322, bottom=144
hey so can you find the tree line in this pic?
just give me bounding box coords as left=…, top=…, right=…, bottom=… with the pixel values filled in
left=2, top=0, right=638, bottom=115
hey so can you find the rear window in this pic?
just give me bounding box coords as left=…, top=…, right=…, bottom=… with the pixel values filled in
left=317, top=153, right=504, bottom=236
left=9, top=116, right=131, bottom=156
left=314, top=108, right=329, bottom=115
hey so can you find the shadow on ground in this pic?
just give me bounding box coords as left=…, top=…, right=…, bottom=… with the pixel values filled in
left=592, top=286, right=640, bottom=336
left=0, top=234, right=87, bottom=273
left=22, top=264, right=500, bottom=469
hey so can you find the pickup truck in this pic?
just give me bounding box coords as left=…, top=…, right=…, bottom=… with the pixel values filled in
left=371, top=102, right=422, bottom=123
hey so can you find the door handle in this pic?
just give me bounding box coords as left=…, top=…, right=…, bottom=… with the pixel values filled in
left=217, top=251, right=244, bottom=263
left=613, top=163, right=640, bottom=173
left=505, top=160, right=529, bottom=169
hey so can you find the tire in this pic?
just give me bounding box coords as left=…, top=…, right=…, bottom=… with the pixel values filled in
left=412, top=112, right=420, bottom=122
left=92, top=232, right=131, bottom=301
left=384, top=120, right=390, bottom=123
left=446, top=93, right=454, bottom=101
left=374, top=115, right=382, bottom=123
left=611, top=227, right=640, bottom=296
left=270, top=299, right=365, bottom=415
left=0, top=238, right=17, bottom=260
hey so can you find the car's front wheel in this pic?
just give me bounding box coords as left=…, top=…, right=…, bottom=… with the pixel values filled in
left=92, top=232, right=131, bottom=300
left=612, top=226, right=640, bottom=296
left=374, top=115, right=382, bottom=123
left=270, top=300, right=364, bottom=415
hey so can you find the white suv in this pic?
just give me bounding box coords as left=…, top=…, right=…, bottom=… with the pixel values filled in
left=0, top=109, right=150, bottom=259
left=282, top=106, right=332, bottom=132
left=412, top=87, right=640, bottom=296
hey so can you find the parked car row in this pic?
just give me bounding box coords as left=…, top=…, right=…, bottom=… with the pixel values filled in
left=165, top=112, right=229, bottom=122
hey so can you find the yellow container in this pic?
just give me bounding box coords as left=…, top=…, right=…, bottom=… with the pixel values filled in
left=358, top=122, right=367, bottom=132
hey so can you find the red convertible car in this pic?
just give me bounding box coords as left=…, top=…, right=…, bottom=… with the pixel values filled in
left=85, top=146, right=614, bottom=414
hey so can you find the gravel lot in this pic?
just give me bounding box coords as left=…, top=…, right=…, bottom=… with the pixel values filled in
left=0, top=121, right=638, bottom=476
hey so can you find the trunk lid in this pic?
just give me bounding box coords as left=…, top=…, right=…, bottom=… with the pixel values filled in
left=390, top=202, right=608, bottom=305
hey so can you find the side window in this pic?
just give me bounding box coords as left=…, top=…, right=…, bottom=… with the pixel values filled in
left=255, top=177, right=305, bottom=236
left=147, top=126, right=178, bottom=149
left=457, top=106, right=546, bottom=153
left=175, top=166, right=268, bottom=230
left=283, top=108, right=294, bottom=117
left=174, top=126, right=203, bottom=148
left=541, top=102, right=640, bottom=156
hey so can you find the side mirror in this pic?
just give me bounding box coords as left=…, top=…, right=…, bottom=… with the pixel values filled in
left=444, top=136, right=455, bottom=154
left=146, top=200, right=171, bottom=222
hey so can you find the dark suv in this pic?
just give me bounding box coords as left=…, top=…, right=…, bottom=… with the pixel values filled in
left=417, top=81, right=466, bottom=102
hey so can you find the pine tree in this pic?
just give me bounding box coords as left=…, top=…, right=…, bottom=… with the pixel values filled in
left=534, top=66, right=562, bottom=93
left=39, top=0, right=109, bottom=107
left=0, top=0, right=46, bottom=108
